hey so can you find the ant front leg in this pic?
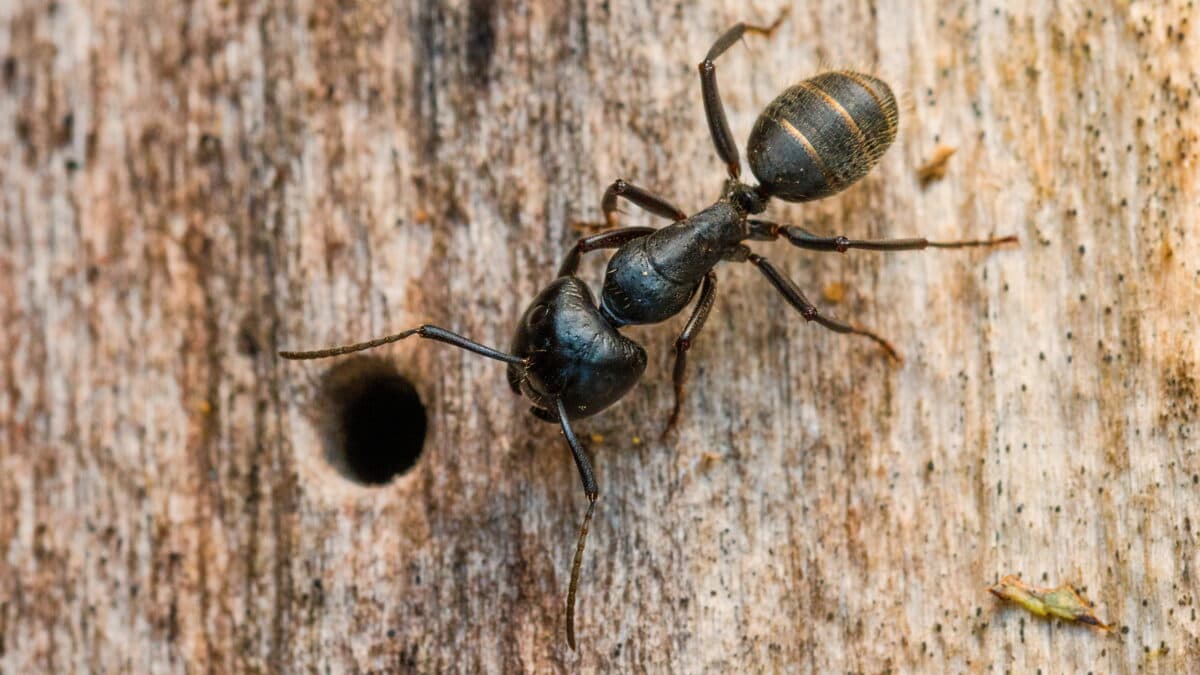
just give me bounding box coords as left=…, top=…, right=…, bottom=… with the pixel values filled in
left=664, top=271, right=717, bottom=437
left=747, top=219, right=1019, bottom=252
left=557, top=226, right=656, bottom=277
left=746, top=253, right=901, bottom=361
left=700, top=11, right=788, bottom=178
left=573, top=178, right=687, bottom=233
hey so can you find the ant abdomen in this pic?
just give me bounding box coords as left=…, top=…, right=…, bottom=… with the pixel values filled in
left=747, top=70, right=898, bottom=202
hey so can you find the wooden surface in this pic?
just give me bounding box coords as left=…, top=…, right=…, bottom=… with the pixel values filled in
left=2, top=1, right=1198, bottom=672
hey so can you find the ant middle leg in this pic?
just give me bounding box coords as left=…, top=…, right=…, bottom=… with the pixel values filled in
left=664, top=271, right=717, bottom=437
left=700, top=11, right=788, bottom=178
left=746, top=253, right=901, bottom=361
left=557, top=226, right=657, bottom=277
left=573, top=178, right=687, bottom=233
left=747, top=219, right=1019, bottom=252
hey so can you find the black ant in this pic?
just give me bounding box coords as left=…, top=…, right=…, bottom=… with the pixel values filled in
left=280, top=14, right=1017, bottom=650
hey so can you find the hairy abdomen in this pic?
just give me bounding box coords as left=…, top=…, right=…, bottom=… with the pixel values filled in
left=747, top=71, right=898, bottom=202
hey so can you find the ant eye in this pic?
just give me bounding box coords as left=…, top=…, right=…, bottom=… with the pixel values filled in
left=528, top=304, right=549, bottom=325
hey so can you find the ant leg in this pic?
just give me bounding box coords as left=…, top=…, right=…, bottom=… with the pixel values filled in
left=746, top=253, right=901, bottom=361
left=747, top=219, right=1019, bottom=251
left=574, top=178, right=687, bottom=232
left=700, top=11, right=788, bottom=178
left=600, top=179, right=687, bottom=225
left=557, top=226, right=656, bottom=277
left=279, top=324, right=525, bottom=364
left=664, top=271, right=717, bottom=437
left=555, top=398, right=598, bottom=650
left=555, top=398, right=598, bottom=508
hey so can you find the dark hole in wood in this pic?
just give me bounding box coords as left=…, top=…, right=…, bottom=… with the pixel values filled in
left=319, top=357, right=427, bottom=485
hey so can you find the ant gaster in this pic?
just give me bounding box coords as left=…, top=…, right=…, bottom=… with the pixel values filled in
left=280, top=13, right=1017, bottom=650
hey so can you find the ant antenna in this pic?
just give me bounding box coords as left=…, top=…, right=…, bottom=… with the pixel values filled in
left=927, top=234, right=1020, bottom=248
left=279, top=324, right=525, bottom=365
left=566, top=496, right=596, bottom=651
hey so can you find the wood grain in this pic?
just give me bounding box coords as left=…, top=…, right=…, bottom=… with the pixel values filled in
left=2, top=0, right=1197, bottom=672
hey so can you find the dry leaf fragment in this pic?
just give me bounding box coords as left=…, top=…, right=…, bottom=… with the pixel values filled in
left=987, top=575, right=1112, bottom=630
left=916, top=144, right=957, bottom=186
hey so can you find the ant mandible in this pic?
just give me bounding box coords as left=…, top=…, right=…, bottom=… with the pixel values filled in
left=280, top=12, right=1017, bottom=650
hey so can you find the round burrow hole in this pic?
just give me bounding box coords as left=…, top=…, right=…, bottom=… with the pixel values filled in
left=318, top=356, right=427, bottom=485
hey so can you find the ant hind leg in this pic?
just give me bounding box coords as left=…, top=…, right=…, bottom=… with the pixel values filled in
left=746, top=253, right=901, bottom=361
left=700, top=11, right=789, bottom=177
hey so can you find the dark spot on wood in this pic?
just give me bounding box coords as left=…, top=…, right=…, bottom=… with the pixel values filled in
left=2, top=56, right=14, bottom=87
left=14, top=115, right=31, bottom=144
left=197, top=133, right=222, bottom=164
left=411, top=4, right=443, bottom=157
left=56, top=113, right=73, bottom=146
left=236, top=317, right=261, bottom=357
left=466, top=0, right=496, bottom=88
left=139, top=123, right=163, bottom=150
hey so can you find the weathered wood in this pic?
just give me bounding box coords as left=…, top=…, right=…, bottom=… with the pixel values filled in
left=3, top=1, right=1198, bottom=672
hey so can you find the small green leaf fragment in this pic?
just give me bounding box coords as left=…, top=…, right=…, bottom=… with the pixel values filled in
left=987, top=575, right=1112, bottom=631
